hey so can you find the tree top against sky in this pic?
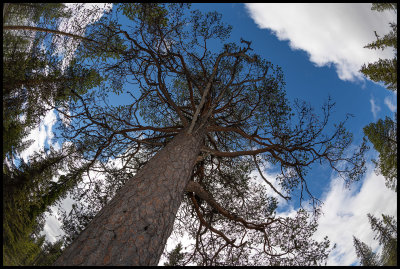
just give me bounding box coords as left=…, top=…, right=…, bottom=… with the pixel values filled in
left=47, top=4, right=372, bottom=265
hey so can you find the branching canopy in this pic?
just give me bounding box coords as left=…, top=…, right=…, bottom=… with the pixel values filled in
left=55, top=4, right=367, bottom=265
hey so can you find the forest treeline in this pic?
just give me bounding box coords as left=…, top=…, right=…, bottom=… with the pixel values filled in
left=352, top=3, right=397, bottom=266
left=3, top=3, right=104, bottom=265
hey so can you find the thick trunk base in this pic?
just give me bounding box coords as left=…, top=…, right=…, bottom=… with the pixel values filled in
left=54, top=129, right=204, bottom=265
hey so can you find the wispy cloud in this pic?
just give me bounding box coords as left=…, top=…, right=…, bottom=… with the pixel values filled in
left=369, top=96, right=381, bottom=120
left=384, top=94, right=397, bottom=113
left=244, top=3, right=396, bottom=83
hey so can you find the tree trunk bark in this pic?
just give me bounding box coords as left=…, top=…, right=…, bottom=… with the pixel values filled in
left=54, top=128, right=205, bottom=265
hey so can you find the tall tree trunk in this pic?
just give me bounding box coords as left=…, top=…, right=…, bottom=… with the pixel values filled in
left=54, top=128, right=205, bottom=265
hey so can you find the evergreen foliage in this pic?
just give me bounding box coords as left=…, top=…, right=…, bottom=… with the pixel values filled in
left=355, top=5, right=397, bottom=265
left=360, top=3, right=397, bottom=91
left=2, top=3, right=107, bottom=265
left=353, top=214, right=397, bottom=266
left=163, top=243, right=186, bottom=266
left=369, top=214, right=397, bottom=266
left=353, top=236, right=380, bottom=266
left=363, top=115, right=397, bottom=191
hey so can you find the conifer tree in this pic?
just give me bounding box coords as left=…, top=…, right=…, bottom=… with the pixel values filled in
left=368, top=214, right=397, bottom=266
left=356, top=6, right=397, bottom=263
left=2, top=145, right=85, bottom=265
left=363, top=115, right=397, bottom=191
left=353, top=236, right=380, bottom=266
left=352, top=214, right=397, bottom=266
left=163, top=243, right=186, bottom=266
left=360, top=3, right=397, bottom=91
left=2, top=4, right=113, bottom=265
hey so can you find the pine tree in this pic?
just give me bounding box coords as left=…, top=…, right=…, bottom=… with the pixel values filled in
left=353, top=214, right=397, bottom=266
left=368, top=214, right=397, bottom=266
left=2, top=3, right=119, bottom=266
left=358, top=6, right=397, bottom=262
left=363, top=115, right=397, bottom=191
left=163, top=243, right=186, bottom=266
left=360, top=3, right=397, bottom=91
left=3, top=3, right=109, bottom=162
left=52, top=4, right=367, bottom=265
left=31, top=239, right=65, bottom=266
left=353, top=236, right=380, bottom=266
left=2, top=145, right=82, bottom=265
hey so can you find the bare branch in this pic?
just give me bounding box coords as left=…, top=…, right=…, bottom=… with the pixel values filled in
left=252, top=155, right=290, bottom=201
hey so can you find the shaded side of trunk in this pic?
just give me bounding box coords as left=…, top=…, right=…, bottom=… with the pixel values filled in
left=54, top=129, right=205, bottom=266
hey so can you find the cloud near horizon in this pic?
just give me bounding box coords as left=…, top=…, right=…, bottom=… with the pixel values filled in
left=245, top=3, right=396, bottom=83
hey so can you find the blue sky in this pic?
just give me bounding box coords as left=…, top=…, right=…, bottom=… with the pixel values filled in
left=18, top=3, right=397, bottom=266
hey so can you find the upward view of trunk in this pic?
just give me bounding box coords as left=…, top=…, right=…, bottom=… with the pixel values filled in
left=54, top=128, right=205, bottom=266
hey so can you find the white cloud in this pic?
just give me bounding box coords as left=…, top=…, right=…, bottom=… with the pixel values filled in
left=55, top=3, right=113, bottom=71
left=312, top=167, right=397, bottom=266
left=20, top=108, right=57, bottom=162
left=384, top=93, right=397, bottom=113
left=369, top=96, right=381, bottom=120
left=245, top=3, right=396, bottom=82
left=248, top=159, right=397, bottom=266
left=16, top=3, right=113, bottom=243
left=42, top=211, right=65, bottom=242
left=19, top=3, right=113, bottom=161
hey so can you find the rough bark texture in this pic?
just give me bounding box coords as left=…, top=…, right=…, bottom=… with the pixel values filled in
left=54, top=129, right=205, bottom=265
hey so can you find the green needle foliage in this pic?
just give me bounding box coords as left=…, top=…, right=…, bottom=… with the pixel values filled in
left=353, top=214, right=397, bottom=266
left=163, top=243, right=186, bottom=266
left=353, top=236, right=380, bottom=266
left=360, top=3, right=397, bottom=91
left=2, top=3, right=115, bottom=265
left=363, top=115, right=397, bottom=191
left=354, top=4, right=397, bottom=267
